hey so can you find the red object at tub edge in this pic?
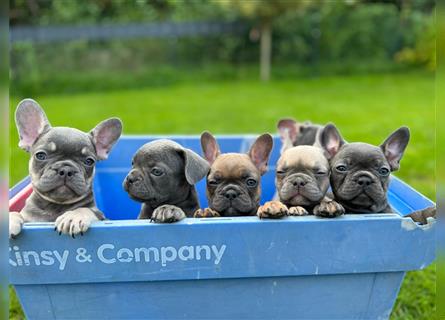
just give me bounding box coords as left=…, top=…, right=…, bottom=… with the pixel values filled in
left=9, top=184, right=33, bottom=212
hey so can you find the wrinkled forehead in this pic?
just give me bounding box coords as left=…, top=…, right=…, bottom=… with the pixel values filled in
left=211, top=153, right=258, bottom=177
left=335, top=143, right=387, bottom=166
left=279, top=146, right=328, bottom=169
left=134, top=142, right=183, bottom=168
left=33, top=127, right=95, bottom=155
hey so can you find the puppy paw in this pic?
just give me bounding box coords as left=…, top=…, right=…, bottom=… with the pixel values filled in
left=151, top=205, right=186, bottom=223
left=55, top=208, right=98, bottom=237
left=9, top=212, right=24, bottom=239
left=257, top=201, right=288, bottom=219
left=313, top=200, right=345, bottom=218
left=288, top=206, right=308, bottom=216
left=194, top=208, right=221, bottom=218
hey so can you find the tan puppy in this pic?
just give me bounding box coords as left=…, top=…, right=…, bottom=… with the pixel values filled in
left=257, top=145, right=344, bottom=218
left=195, top=132, right=273, bottom=217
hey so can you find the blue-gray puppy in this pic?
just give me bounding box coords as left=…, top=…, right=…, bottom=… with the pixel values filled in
left=9, top=99, right=122, bottom=238
left=123, top=140, right=210, bottom=223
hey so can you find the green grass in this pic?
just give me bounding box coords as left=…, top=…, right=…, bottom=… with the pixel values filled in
left=9, top=71, right=435, bottom=319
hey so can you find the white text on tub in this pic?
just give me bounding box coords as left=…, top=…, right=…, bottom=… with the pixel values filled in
left=9, top=243, right=227, bottom=271
left=97, top=244, right=227, bottom=266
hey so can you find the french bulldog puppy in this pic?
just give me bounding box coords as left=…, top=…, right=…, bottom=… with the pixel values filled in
left=257, top=145, right=344, bottom=219
left=9, top=99, right=122, bottom=238
left=123, top=139, right=210, bottom=223
left=319, top=124, right=410, bottom=213
left=277, top=118, right=323, bottom=153
left=194, top=132, right=273, bottom=217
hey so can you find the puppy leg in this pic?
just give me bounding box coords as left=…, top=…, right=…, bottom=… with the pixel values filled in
left=288, top=206, right=309, bottom=216
left=313, top=196, right=345, bottom=218
left=151, top=205, right=186, bottom=223
left=194, top=208, right=220, bottom=218
left=55, top=207, right=99, bottom=237
left=9, top=212, right=25, bottom=239
left=257, top=201, right=288, bottom=219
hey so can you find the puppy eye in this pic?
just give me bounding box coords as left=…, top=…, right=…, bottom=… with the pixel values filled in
left=208, top=179, right=219, bottom=186
left=35, top=152, right=47, bottom=161
left=379, top=167, right=390, bottom=176
left=276, top=170, right=286, bottom=175
left=316, top=171, right=327, bottom=176
left=84, top=157, right=95, bottom=166
left=151, top=168, right=163, bottom=176
left=336, top=165, right=347, bottom=172
left=246, top=178, right=257, bottom=187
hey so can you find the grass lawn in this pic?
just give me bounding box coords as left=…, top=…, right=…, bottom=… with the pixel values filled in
left=9, top=71, right=435, bottom=319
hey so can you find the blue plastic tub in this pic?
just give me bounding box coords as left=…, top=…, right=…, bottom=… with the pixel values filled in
left=9, top=135, right=435, bottom=319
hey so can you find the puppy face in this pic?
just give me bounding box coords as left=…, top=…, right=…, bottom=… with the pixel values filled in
left=276, top=146, right=330, bottom=207
left=320, top=124, right=410, bottom=212
left=123, top=140, right=209, bottom=208
left=201, top=132, right=273, bottom=216
left=15, top=99, right=122, bottom=205
left=206, top=154, right=262, bottom=216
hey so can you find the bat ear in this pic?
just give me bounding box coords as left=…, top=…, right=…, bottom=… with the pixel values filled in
left=277, top=118, right=299, bottom=145
left=380, top=126, right=410, bottom=171
left=319, top=123, right=345, bottom=160
left=248, top=133, right=274, bottom=175
left=90, top=118, right=123, bottom=160
left=200, top=131, right=221, bottom=165
left=178, top=148, right=210, bottom=185
left=15, top=99, right=51, bottom=152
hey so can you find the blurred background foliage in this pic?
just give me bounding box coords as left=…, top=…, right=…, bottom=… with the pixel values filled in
left=10, top=0, right=435, bottom=96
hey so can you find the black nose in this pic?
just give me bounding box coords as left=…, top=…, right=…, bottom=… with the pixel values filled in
left=126, top=171, right=140, bottom=185
left=357, top=175, right=373, bottom=186
left=57, top=166, right=77, bottom=178
left=224, top=190, right=239, bottom=200
left=292, top=177, right=306, bottom=187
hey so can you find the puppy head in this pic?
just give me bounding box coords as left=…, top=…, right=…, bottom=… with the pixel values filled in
left=123, top=139, right=209, bottom=207
left=16, top=99, right=122, bottom=204
left=277, top=118, right=323, bottom=153
left=320, top=124, right=410, bottom=212
left=276, top=146, right=330, bottom=207
left=201, top=132, right=273, bottom=216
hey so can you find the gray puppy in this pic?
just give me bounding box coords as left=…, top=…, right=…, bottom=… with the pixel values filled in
left=123, top=139, right=210, bottom=223
left=9, top=99, right=122, bottom=238
left=277, top=118, right=323, bottom=153
left=257, top=145, right=344, bottom=219
left=194, top=132, right=273, bottom=218
left=319, top=124, right=410, bottom=213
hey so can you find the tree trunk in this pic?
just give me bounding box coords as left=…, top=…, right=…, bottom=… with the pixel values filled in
left=260, top=19, right=272, bottom=82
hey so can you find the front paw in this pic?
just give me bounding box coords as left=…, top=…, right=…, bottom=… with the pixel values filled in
left=55, top=208, right=97, bottom=237
left=151, top=205, right=186, bottom=223
left=9, top=212, right=24, bottom=239
left=313, top=200, right=345, bottom=218
left=257, top=201, right=288, bottom=219
left=288, top=206, right=308, bottom=216
left=194, top=208, right=221, bottom=218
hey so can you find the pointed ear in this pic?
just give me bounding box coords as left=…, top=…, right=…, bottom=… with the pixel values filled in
left=380, top=126, right=410, bottom=171
left=178, top=148, right=210, bottom=185
left=319, top=123, right=345, bottom=160
left=15, top=99, right=51, bottom=152
left=90, top=118, right=123, bottom=160
left=277, top=118, right=300, bottom=144
left=248, top=133, right=273, bottom=175
left=200, top=131, right=221, bottom=165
